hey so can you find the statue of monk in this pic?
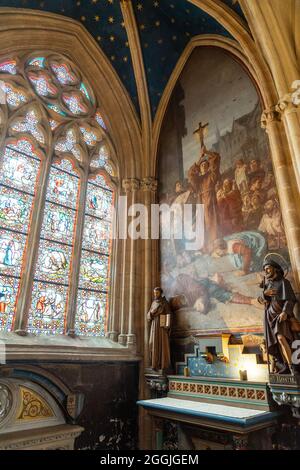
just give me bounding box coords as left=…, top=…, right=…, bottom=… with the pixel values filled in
left=258, top=259, right=297, bottom=374
left=147, top=287, right=172, bottom=371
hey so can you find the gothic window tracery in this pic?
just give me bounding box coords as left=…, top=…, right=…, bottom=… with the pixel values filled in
left=0, top=52, right=116, bottom=337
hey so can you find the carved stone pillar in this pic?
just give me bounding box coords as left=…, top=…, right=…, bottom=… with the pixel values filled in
left=261, top=106, right=300, bottom=286
left=276, top=90, right=300, bottom=190
left=118, top=178, right=140, bottom=346
left=140, top=177, right=158, bottom=367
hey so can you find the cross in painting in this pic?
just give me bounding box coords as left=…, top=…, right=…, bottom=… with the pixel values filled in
left=193, top=121, right=209, bottom=147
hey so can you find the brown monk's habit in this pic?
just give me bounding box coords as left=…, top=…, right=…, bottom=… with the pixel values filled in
left=147, top=296, right=171, bottom=371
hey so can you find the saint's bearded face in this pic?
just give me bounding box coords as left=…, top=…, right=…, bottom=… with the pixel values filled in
left=264, top=265, right=276, bottom=280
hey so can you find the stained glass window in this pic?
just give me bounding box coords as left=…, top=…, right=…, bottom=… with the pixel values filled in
left=0, top=82, right=28, bottom=109
left=10, top=108, right=46, bottom=144
left=75, top=174, right=114, bottom=336
left=55, top=128, right=84, bottom=162
left=0, top=52, right=113, bottom=338
left=90, top=146, right=113, bottom=175
left=50, top=62, right=78, bottom=86
left=0, top=139, right=41, bottom=330
left=0, top=59, right=17, bottom=75
left=27, top=159, right=79, bottom=335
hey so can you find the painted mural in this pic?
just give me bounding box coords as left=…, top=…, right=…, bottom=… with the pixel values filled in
left=158, top=47, right=290, bottom=335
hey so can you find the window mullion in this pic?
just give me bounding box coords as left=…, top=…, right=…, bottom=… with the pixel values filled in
left=13, top=156, right=52, bottom=335
left=65, top=168, right=89, bottom=336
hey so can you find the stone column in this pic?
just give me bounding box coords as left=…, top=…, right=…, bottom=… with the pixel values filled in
left=126, top=178, right=140, bottom=347
left=276, top=91, right=300, bottom=189
left=118, top=178, right=140, bottom=345
left=66, top=167, right=88, bottom=337
left=140, top=177, right=158, bottom=366
left=106, top=187, right=121, bottom=342
left=261, top=106, right=300, bottom=285
left=13, top=157, right=52, bottom=335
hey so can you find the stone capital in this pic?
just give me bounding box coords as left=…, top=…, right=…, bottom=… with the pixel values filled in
left=276, top=89, right=300, bottom=115
left=140, top=177, right=158, bottom=193
left=261, top=106, right=281, bottom=129
left=122, top=178, right=140, bottom=192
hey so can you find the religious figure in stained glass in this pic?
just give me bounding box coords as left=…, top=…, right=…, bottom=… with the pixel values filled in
left=75, top=290, right=107, bottom=336
left=79, top=252, right=109, bottom=291
left=0, top=147, right=40, bottom=193
left=0, top=276, right=19, bottom=330
left=27, top=282, right=67, bottom=335
left=0, top=232, right=26, bottom=276
left=41, top=203, right=75, bottom=244
left=46, top=165, right=79, bottom=208
left=0, top=187, right=31, bottom=232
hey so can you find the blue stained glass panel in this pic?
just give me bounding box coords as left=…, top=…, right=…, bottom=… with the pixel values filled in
left=41, top=202, right=75, bottom=245
left=82, top=216, right=111, bottom=254
left=85, top=183, right=113, bottom=221
left=34, top=240, right=72, bottom=284
left=0, top=275, right=20, bottom=332
left=0, top=186, right=32, bottom=233
left=75, top=289, right=107, bottom=336
left=79, top=250, right=109, bottom=291
left=0, top=147, right=40, bottom=194
left=27, top=281, right=67, bottom=335
left=46, top=166, right=79, bottom=209
left=0, top=229, right=27, bottom=277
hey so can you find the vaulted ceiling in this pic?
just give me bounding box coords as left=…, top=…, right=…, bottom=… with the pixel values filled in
left=0, top=0, right=247, bottom=117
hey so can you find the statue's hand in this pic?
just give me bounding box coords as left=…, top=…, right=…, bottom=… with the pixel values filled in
left=279, top=312, right=287, bottom=323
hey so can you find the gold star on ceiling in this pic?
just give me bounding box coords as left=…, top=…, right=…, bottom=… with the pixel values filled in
left=137, top=3, right=143, bottom=10
left=140, top=24, right=145, bottom=30
left=155, top=20, right=160, bottom=27
left=123, top=56, right=128, bottom=62
left=121, top=21, right=125, bottom=28
left=108, top=16, right=114, bottom=23
left=94, top=15, right=100, bottom=21
left=91, top=0, right=98, bottom=3
left=76, top=1, right=80, bottom=5
left=81, top=16, right=86, bottom=21
left=153, top=1, right=159, bottom=7
left=107, top=0, right=113, bottom=4
left=110, top=36, right=115, bottom=42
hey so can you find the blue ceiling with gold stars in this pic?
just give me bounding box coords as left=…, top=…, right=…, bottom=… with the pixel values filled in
left=0, top=1, right=245, bottom=117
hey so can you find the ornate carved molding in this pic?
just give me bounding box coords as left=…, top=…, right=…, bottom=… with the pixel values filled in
left=0, top=384, right=12, bottom=423
left=122, top=178, right=140, bottom=192
left=17, top=386, right=53, bottom=421
left=140, top=177, right=158, bottom=193
left=276, top=90, right=300, bottom=115
left=261, top=106, right=281, bottom=129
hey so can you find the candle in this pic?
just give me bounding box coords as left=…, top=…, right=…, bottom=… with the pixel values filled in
left=239, top=369, right=248, bottom=381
